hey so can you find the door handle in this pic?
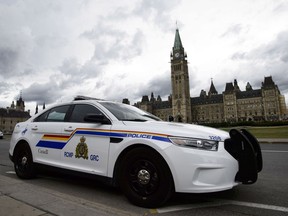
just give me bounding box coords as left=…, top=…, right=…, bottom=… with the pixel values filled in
left=31, top=126, right=38, bottom=131
left=64, top=126, right=74, bottom=132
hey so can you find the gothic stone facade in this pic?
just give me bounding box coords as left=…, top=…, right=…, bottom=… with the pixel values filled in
left=191, top=77, right=286, bottom=123
left=0, top=97, right=30, bottom=134
left=128, top=29, right=287, bottom=123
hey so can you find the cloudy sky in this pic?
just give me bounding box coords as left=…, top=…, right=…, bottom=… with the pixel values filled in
left=0, top=0, right=288, bottom=115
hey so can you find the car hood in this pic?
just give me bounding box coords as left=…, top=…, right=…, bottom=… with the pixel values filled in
left=122, top=121, right=229, bottom=142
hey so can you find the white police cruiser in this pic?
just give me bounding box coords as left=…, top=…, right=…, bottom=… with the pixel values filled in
left=9, top=96, right=262, bottom=207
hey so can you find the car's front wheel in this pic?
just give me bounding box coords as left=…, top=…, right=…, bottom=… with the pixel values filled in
left=14, top=144, right=35, bottom=179
left=118, top=147, right=174, bottom=208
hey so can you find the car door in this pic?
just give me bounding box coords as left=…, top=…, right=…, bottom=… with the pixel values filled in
left=30, top=105, right=71, bottom=166
left=60, top=103, right=111, bottom=176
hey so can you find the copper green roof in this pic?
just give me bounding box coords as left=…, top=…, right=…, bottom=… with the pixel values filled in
left=173, top=29, right=183, bottom=50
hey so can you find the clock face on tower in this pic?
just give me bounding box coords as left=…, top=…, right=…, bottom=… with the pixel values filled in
left=174, top=52, right=180, bottom=58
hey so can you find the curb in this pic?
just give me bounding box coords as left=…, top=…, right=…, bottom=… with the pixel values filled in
left=258, top=138, right=288, bottom=144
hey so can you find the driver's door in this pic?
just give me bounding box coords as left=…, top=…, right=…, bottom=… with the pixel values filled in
left=60, top=104, right=111, bottom=176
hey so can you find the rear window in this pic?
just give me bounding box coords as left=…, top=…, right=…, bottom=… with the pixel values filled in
left=34, top=105, right=70, bottom=122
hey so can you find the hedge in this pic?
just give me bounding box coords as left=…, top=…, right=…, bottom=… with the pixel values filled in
left=200, top=121, right=288, bottom=128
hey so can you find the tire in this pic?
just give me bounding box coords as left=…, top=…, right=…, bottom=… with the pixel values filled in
left=14, top=144, right=36, bottom=179
left=118, top=147, right=174, bottom=208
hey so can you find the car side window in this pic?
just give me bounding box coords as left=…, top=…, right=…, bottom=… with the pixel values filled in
left=34, top=110, right=50, bottom=122
left=69, top=104, right=102, bottom=123
left=34, top=105, right=70, bottom=122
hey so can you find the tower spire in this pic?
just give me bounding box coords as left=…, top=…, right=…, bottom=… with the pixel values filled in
left=173, top=28, right=183, bottom=51
left=35, top=104, right=38, bottom=114
left=172, top=28, right=186, bottom=60
left=208, top=78, right=218, bottom=96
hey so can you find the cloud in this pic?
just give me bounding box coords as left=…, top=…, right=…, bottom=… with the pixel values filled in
left=81, top=23, right=145, bottom=65
left=273, top=1, right=288, bottom=13
left=1, top=0, right=288, bottom=112
left=227, top=30, right=288, bottom=93
left=21, top=82, right=63, bottom=104
left=0, top=47, right=19, bottom=76
left=192, top=30, right=288, bottom=96
left=231, top=30, right=288, bottom=65
left=0, top=81, right=10, bottom=95
left=139, top=73, right=171, bottom=99
left=221, top=23, right=244, bottom=37
left=231, top=52, right=247, bottom=60
left=0, top=26, right=35, bottom=78
left=0, top=0, right=180, bottom=111
left=255, top=31, right=288, bottom=62
left=132, top=0, right=179, bottom=31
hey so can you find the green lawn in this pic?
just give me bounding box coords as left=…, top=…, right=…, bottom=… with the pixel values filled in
left=221, top=126, right=288, bottom=139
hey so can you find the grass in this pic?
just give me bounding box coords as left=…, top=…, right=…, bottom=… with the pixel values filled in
left=221, top=126, right=288, bottom=139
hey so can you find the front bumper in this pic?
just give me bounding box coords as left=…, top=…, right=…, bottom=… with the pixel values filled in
left=164, top=140, right=239, bottom=193
left=163, top=128, right=262, bottom=193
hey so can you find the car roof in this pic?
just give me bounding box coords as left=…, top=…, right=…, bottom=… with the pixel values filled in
left=32, top=97, right=120, bottom=117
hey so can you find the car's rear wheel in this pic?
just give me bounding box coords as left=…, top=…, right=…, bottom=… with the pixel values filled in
left=118, top=147, right=174, bottom=208
left=14, top=144, right=35, bottom=179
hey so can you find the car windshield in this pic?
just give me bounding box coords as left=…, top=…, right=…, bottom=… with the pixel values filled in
left=99, top=102, right=161, bottom=122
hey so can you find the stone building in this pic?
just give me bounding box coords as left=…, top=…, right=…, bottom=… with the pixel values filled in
left=125, top=29, right=287, bottom=123
left=192, top=76, right=286, bottom=123
left=0, top=96, right=30, bottom=134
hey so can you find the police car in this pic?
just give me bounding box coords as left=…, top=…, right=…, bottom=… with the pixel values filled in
left=9, top=96, right=262, bottom=208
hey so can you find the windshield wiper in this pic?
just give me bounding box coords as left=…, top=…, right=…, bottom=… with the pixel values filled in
left=142, top=114, right=161, bottom=121
left=121, top=119, right=147, bottom=122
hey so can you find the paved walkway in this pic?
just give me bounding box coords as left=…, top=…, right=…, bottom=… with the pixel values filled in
left=0, top=175, right=50, bottom=216
left=0, top=174, right=131, bottom=216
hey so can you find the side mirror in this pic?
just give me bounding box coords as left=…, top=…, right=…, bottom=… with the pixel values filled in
left=168, top=115, right=174, bottom=122
left=84, top=114, right=111, bottom=124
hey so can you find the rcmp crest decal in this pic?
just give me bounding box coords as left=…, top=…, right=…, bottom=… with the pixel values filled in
left=75, top=136, right=88, bottom=160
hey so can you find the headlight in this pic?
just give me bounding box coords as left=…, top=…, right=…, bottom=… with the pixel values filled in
left=169, top=137, right=218, bottom=151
